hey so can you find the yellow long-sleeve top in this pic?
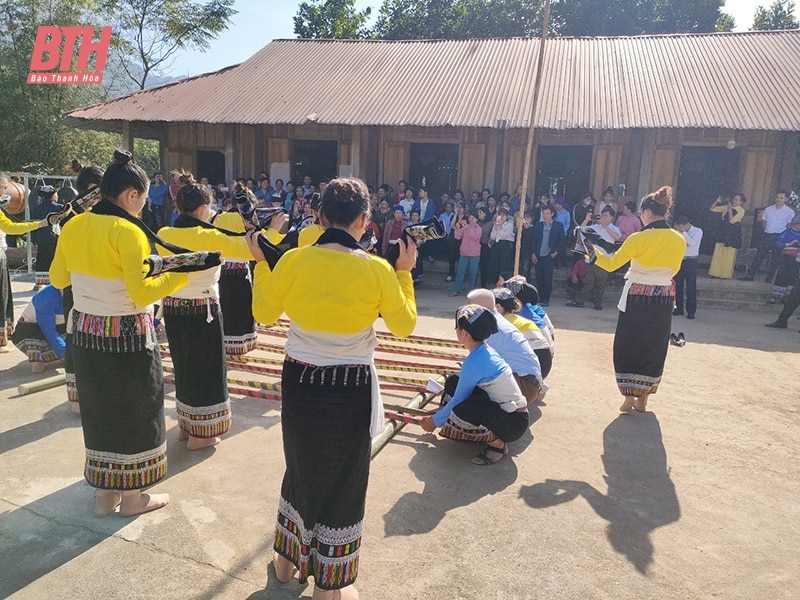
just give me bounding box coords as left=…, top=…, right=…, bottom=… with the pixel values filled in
left=213, top=211, right=245, bottom=233
left=0, top=211, right=40, bottom=235
left=158, top=225, right=254, bottom=300
left=711, top=204, right=745, bottom=224
left=50, top=212, right=188, bottom=315
left=594, top=224, right=686, bottom=275
left=298, top=223, right=325, bottom=248
left=252, top=246, right=416, bottom=337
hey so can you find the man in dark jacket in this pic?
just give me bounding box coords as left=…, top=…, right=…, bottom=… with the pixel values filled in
left=530, top=205, right=566, bottom=305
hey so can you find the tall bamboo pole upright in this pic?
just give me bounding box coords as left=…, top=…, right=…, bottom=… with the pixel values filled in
left=513, top=0, right=552, bottom=275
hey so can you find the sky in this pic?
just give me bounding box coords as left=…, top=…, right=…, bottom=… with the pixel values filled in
left=166, top=0, right=791, bottom=78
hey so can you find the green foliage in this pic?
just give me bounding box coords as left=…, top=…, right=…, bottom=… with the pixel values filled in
left=294, top=0, right=372, bottom=38
left=99, top=0, right=237, bottom=89
left=60, top=129, right=122, bottom=170
left=716, top=12, right=736, bottom=32
left=752, top=0, right=799, bottom=30
left=134, top=138, right=161, bottom=175
left=369, top=0, right=730, bottom=39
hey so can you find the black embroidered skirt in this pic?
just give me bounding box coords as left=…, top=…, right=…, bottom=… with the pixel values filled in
left=163, top=297, right=230, bottom=438
left=218, top=263, right=257, bottom=355
left=10, top=321, right=66, bottom=362
left=72, top=310, right=167, bottom=490
left=62, top=286, right=77, bottom=404
left=274, top=356, right=372, bottom=590
left=613, top=284, right=674, bottom=397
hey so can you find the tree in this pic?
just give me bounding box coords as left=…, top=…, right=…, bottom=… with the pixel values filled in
left=371, top=0, right=733, bottom=39
left=752, top=0, right=799, bottom=30
left=716, top=13, right=736, bottom=32
left=100, top=0, right=237, bottom=90
left=373, top=0, right=539, bottom=39
left=294, top=0, right=372, bottom=38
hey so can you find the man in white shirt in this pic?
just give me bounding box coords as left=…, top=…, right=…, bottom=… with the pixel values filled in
left=742, top=190, right=795, bottom=282
left=568, top=206, right=621, bottom=310
left=673, top=215, right=703, bottom=319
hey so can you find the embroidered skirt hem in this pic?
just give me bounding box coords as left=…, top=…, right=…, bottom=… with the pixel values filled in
left=274, top=358, right=371, bottom=590
left=613, top=287, right=673, bottom=398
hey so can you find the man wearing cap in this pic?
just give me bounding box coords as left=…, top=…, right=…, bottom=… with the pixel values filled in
left=420, top=304, right=529, bottom=465
left=31, top=185, right=63, bottom=289
left=466, top=288, right=542, bottom=403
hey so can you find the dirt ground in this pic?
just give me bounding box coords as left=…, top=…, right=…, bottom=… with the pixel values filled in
left=1, top=279, right=798, bottom=600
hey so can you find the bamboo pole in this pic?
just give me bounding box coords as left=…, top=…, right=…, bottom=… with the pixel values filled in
left=258, top=324, right=464, bottom=350
left=222, top=352, right=458, bottom=375
left=17, top=373, right=67, bottom=395
left=370, top=373, right=447, bottom=458
left=513, top=0, right=552, bottom=275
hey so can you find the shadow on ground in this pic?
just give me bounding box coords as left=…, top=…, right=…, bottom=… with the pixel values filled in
left=383, top=433, right=520, bottom=536
left=520, top=412, right=680, bottom=574
left=0, top=481, right=127, bottom=598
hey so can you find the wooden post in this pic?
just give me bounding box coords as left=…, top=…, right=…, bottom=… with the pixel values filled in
left=513, top=0, right=551, bottom=275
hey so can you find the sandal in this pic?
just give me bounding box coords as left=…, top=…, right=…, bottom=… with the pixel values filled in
left=471, top=443, right=508, bottom=465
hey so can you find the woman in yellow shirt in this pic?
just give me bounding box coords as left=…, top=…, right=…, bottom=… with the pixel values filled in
left=1, top=174, right=49, bottom=352
left=247, top=177, right=417, bottom=600
left=708, top=194, right=746, bottom=279
left=158, top=173, right=259, bottom=450
left=593, top=186, right=686, bottom=414
left=50, top=151, right=192, bottom=518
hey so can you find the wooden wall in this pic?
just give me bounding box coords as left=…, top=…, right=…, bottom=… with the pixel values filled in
left=159, top=122, right=795, bottom=254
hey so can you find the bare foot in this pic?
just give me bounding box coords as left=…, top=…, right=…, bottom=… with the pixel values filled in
left=177, top=428, right=189, bottom=441
left=70, top=401, right=81, bottom=414
left=0, top=346, right=10, bottom=353
left=186, top=436, right=221, bottom=450
left=312, top=586, right=359, bottom=600
left=119, top=491, right=170, bottom=517
left=93, top=490, right=121, bottom=517
left=634, top=395, right=649, bottom=412
left=619, top=396, right=635, bottom=413
left=273, top=553, right=296, bottom=583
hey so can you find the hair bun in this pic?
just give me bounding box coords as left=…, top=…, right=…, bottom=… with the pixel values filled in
left=331, top=181, right=356, bottom=203
left=653, top=186, right=673, bottom=208
left=178, top=171, right=196, bottom=186
left=112, top=149, right=133, bottom=166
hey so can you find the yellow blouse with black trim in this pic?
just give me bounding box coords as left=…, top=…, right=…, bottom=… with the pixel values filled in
left=212, top=211, right=245, bottom=233
left=49, top=212, right=188, bottom=306
left=210, top=211, right=284, bottom=246
left=298, top=223, right=325, bottom=248
left=594, top=226, right=686, bottom=274
left=0, top=211, right=40, bottom=235
left=711, top=204, right=745, bottom=225
left=157, top=225, right=253, bottom=260
left=252, top=247, right=416, bottom=337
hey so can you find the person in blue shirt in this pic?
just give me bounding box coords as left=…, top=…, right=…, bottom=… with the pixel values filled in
left=421, top=304, right=529, bottom=465
left=148, top=173, right=170, bottom=229
left=10, top=284, right=66, bottom=373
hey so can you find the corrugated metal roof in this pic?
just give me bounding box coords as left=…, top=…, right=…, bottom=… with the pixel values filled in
left=65, top=31, right=800, bottom=131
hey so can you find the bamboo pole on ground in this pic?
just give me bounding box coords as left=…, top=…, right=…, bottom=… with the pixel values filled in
left=17, top=373, right=66, bottom=395
left=513, top=0, right=551, bottom=275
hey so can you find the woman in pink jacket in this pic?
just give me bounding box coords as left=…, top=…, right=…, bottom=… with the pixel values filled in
left=450, top=212, right=483, bottom=296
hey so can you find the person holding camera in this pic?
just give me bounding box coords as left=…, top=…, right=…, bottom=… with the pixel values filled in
left=449, top=212, right=482, bottom=296
left=708, top=194, right=746, bottom=279
left=567, top=206, right=620, bottom=309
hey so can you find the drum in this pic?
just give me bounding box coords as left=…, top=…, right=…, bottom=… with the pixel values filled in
left=1, top=181, right=26, bottom=214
